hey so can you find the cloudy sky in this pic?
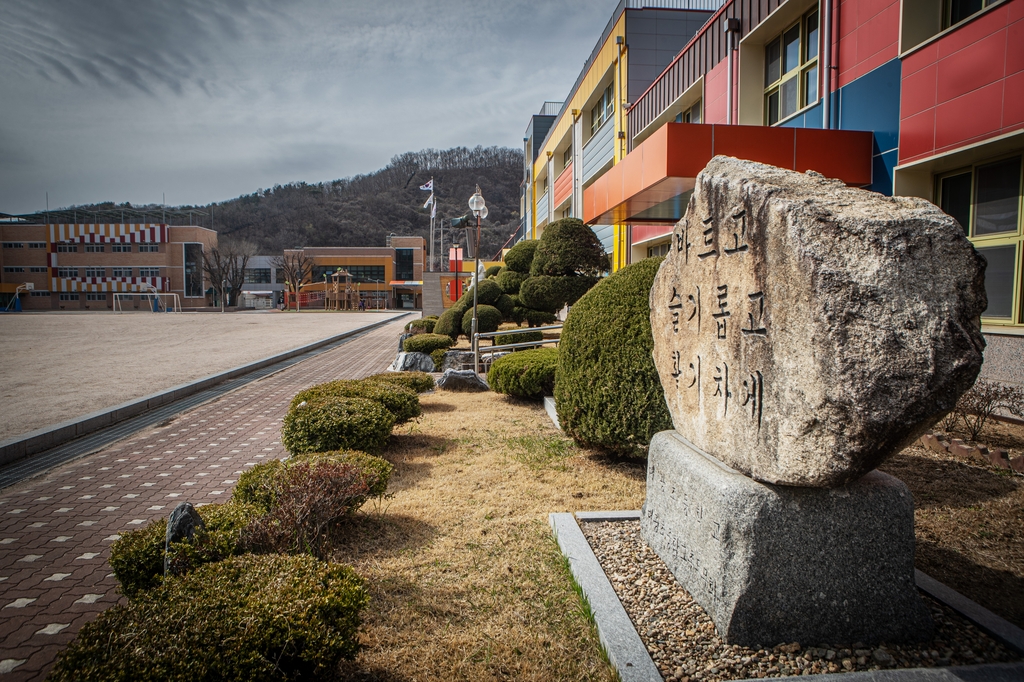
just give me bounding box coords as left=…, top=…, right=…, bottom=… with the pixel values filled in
left=0, top=0, right=614, bottom=214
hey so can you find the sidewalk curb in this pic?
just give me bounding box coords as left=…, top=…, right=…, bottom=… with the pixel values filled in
left=0, top=313, right=409, bottom=468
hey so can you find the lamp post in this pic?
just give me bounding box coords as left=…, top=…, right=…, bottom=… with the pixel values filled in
left=221, top=278, right=227, bottom=313
left=467, top=186, right=487, bottom=374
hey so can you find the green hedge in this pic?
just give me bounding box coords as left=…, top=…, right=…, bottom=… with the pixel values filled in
left=496, top=269, right=528, bottom=295
left=519, top=275, right=599, bottom=312
left=403, top=333, right=454, bottom=355
left=514, top=306, right=557, bottom=327
left=50, top=554, right=367, bottom=682
left=109, top=502, right=260, bottom=599
left=282, top=396, right=395, bottom=455
left=494, top=293, right=515, bottom=318
left=364, top=371, right=435, bottom=393
left=292, top=379, right=420, bottom=423
left=431, top=347, right=447, bottom=371
left=503, top=240, right=538, bottom=273
left=555, top=257, right=672, bottom=456
left=501, top=329, right=544, bottom=344
left=488, top=348, right=559, bottom=400
left=530, top=218, right=609, bottom=277
left=461, top=304, right=503, bottom=337
left=485, top=265, right=502, bottom=278
left=405, top=317, right=437, bottom=333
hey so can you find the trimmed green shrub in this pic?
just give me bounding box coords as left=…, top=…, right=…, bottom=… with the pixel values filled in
left=467, top=278, right=503, bottom=306
left=530, top=218, right=610, bottom=277
left=496, top=268, right=529, bottom=295
left=405, top=317, right=437, bottom=334
left=501, top=329, right=544, bottom=345
left=488, top=348, right=559, bottom=400
left=403, top=333, right=454, bottom=355
left=434, top=304, right=467, bottom=340
left=292, top=379, right=420, bottom=423
left=49, top=554, right=368, bottom=682
left=504, top=239, right=538, bottom=273
left=494, top=293, right=515, bottom=318
left=430, top=347, right=447, bottom=370
left=460, top=304, right=503, bottom=337
left=282, top=396, right=394, bottom=455
left=485, top=264, right=502, bottom=278
left=515, top=307, right=557, bottom=327
left=109, top=502, right=260, bottom=598
left=519, top=275, right=599, bottom=312
left=363, top=371, right=435, bottom=393
left=555, top=257, right=672, bottom=456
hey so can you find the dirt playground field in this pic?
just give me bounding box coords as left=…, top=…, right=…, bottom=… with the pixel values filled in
left=0, top=310, right=406, bottom=442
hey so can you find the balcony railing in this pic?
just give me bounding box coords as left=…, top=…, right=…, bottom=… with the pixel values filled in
left=536, top=190, right=550, bottom=226
left=583, top=117, right=616, bottom=185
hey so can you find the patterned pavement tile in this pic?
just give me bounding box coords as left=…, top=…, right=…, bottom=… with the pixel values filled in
left=0, top=318, right=406, bottom=681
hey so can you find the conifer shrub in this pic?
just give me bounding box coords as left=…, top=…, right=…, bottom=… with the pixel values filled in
left=501, top=329, right=544, bottom=345
left=503, top=239, right=538, bottom=273
left=555, top=257, right=672, bottom=457
left=403, top=333, right=454, bottom=355
left=50, top=554, right=368, bottom=682
left=363, top=371, right=435, bottom=393
left=519, top=275, right=599, bottom=312
left=488, top=348, right=559, bottom=400
left=485, top=265, right=502, bottom=278
left=494, top=293, right=515, bottom=318
left=460, top=304, right=503, bottom=337
left=496, top=269, right=528, bottom=295
left=109, top=502, right=261, bottom=599
left=282, top=396, right=394, bottom=455
left=292, top=379, right=420, bottom=423
left=469, top=278, right=503, bottom=306
left=434, top=303, right=468, bottom=340
left=405, top=316, right=437, bottom=334
left=515, top=307, right=558, bottom=327
left=530, top=218, right=609, bottom=277
left=431, top=347, right=447, bottom=371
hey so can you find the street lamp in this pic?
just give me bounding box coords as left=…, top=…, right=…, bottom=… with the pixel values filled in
left=468, top=186, right=487, bottom=373
left=221, top=278, right=227, bottom=313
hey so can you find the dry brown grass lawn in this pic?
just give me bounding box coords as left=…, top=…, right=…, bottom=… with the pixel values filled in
left=330, top=389, right=646, bottom=681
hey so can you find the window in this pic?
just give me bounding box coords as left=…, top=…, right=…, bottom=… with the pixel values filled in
left=943, top=0, right=997, bottom=29
left=59, top=293, right=80, bottom=301
left=139, top=267, right=160, bottom=277
left=57, top=242, right=78, bottom=252
left=28, top=242, right=45, bottom=249
left=30, top=290, right=50, bottom=297
left=184, top=243, right=204, bottom=297
left=2, top=242, right=23, bottom=249
left=112, top=243, right=132, bottom=253
left=647, top=242, right=670, bottom=258
left=85, top=267, right=105, bottom=278
left=563, top=145, right=572, bottom=169
left=29, top=266, right=47, bottom=273
left=112, top=267, right=132, bottom=277
left=86, top=293, right=106, bottom=301
left=764, top=10, right=819, bottom=125
left=675, top=100, right=703, bottom=124
left=339, top=265, right=386, bottom=283
left=590, top=83, right=614, bottom=137
left=4, top=266, right=25, bottom=273
left=85, top=244, right=104, bottom=252
left=276, top=269, right=288, bottom=284
left=57, top=267, right=79, bottom=278
left=244, top=268, right=272, bottom=284
left=396, top=249, right=414, bottom=281
left=138, top=244, right=159, bottom=253
left=938, top=154, right=1023, bottom=324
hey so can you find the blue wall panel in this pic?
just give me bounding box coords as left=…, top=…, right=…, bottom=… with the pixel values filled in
left=837, top=58, right=901, bottom=156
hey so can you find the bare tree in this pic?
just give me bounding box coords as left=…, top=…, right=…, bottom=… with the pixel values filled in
left=203, top=237, right=258, bottom=309
left=272, top=251, right=314, bottom=311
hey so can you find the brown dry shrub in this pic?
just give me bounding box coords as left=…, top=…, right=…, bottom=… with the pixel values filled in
left=944, top=380, right=1024, bottom=441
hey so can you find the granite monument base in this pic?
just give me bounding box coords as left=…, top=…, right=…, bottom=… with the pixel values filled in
left=641, top=431, right=933, bottom=647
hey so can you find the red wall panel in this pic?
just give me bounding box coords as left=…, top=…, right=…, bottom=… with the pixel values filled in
left=899, top=0, right=1024, bottom=164
left=703, top=59, right=729, bottom=125
left=837, top=0, right=900, bottom=88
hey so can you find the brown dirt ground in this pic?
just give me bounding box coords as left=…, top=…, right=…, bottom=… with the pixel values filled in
left=328, top=389, right=647, bottom=681
left=879, top=418, right=1024, bottom=629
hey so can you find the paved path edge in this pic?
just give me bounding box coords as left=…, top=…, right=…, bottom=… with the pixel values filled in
left=0, top=312, right=410, bottom=468
left=556, top=510, right=1024, bottom=681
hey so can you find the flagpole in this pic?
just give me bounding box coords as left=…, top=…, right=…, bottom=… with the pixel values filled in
left=429, top=176, right=435, bottom=272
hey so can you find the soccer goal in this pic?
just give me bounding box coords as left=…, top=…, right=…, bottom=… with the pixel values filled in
left=113, top=291, right=181, bottom=313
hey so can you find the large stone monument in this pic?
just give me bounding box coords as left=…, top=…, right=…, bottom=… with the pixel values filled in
left=642, top=156, right=986, bottom=646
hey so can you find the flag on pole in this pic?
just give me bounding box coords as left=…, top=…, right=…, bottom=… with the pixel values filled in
left=431, top=200, right=437, bottom=218
left=423, top=194, right=434, bottom=209
left=419, top=180, right=433, bottom=191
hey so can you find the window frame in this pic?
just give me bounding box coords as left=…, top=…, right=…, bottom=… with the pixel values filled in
left=936, top=152, right=1024, bottom=326
left=763, top=10, right=820, bottom=126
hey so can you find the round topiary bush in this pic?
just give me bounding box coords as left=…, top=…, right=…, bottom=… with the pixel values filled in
left=292, top=379, right=421, bottom=423
left=403, top=333, right=454, bottom=355
left=494, top=293, right=515, bottom=318
left=460, top=304, right=503, bottom=337
left=485, top=264, right=502, bottom=278
left=531, top=218, right=610, bottom=277
left=406, top=317, right=437, bottom=334
left=433, top=304, right=466, bottom=341
left=363, top=371, right=435, bottom=393
left=50, top=554, right=368, bottom=682
left=518, top=275, right=600, bottom=312
left=282, top=396, right=395, bottom=455
left=109, top=502, right=261, bottom=598
left=555, top=257, right=672, bottom=456
left=496, top=269, right=528, bottom=295
left=503, top=239, right=538, bottom=273
left=468, top=278, right=503, bottom=306
left=515, top=306, right=557, bottom=327
left=488, top=348, right=559, bottom=400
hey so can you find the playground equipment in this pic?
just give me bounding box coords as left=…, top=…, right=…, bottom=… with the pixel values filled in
left=3, top=283, right=34, bottom=312
left=113, top=284, right=180, bottom=313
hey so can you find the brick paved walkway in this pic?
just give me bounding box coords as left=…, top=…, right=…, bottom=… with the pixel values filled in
left=0, top=318, right=407, bottom=680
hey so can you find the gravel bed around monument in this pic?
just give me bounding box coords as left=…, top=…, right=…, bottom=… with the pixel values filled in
left=582, top=519, right=1021, bottom=681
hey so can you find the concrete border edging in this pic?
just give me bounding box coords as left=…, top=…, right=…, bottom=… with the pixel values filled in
left=0, top=313, right=409, bottom=468
left=557, top=510, right=1024, bottom=681
left=549, top=512, right=663, bottom=682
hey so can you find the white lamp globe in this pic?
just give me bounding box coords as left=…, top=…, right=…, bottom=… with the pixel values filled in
left=468, top=188, right=485, bottom=212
